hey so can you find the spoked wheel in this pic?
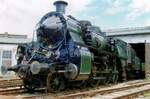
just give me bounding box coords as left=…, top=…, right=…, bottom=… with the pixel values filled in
left=97, top=69, right=112, bottom=85
left=88, top=77, right=100, bottom=88
left=99, top=73, right=111, bottom=85
left=46, top=72, right=65, bottom=93
left=23, top=80, right=36, bottom=92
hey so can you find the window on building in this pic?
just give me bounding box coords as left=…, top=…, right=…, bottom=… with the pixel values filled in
left=1, top=50, right=12, bottom=75
left=2, top=50, right=12, bottom=59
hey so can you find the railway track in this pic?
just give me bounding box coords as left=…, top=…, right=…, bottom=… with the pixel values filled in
left=8, top=80, right=149, bottom=99
left=0, top=78, right=22, bottom=88
left=0, top=78, right=23, bottom=95
left=0, top=80, right=150, bottom=99
left=94, top=85, right=150, bottom=99
left=0, top=87, right=24, bottom=95
left=53, top=81, right=150, bottom=99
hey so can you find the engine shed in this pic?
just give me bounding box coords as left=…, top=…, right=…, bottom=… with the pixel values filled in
left=0, top=32, right=31, bottom=76
left=104, top=26, right=150, bottom=79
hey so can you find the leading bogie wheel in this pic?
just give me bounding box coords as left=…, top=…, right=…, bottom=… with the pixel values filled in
left=46, top=72, right=65, bottom=93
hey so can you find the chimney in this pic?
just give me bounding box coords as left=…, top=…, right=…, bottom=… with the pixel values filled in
left=54, top=1, right=68, bottom=14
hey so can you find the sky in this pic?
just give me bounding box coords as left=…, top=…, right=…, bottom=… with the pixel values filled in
left=0, top=0, right=150, bottom=38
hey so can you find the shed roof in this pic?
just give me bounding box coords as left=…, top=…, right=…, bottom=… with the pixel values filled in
left=0, top=33, right=31, bottom=44
left=103, top=26, right=150, bottom=36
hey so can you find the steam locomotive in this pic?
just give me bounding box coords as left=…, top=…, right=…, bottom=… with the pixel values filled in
left=8, top=1, right=141, bottom=92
